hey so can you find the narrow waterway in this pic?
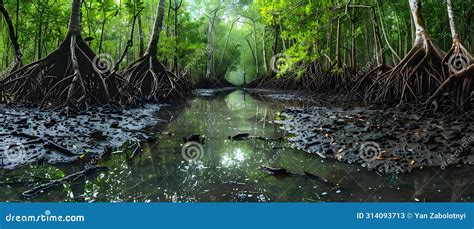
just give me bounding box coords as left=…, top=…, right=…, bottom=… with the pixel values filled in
left=1, top=90, right=472, bottom=202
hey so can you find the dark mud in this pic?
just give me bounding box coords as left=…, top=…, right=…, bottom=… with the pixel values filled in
left=0, top=104, right=163, bottom=170
left=264, top=93, right=474, bottom=175
left=1, top=89, right=473, bottom=202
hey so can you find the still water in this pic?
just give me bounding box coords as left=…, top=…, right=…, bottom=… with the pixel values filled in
left=1, top=90, right=473, bottom=202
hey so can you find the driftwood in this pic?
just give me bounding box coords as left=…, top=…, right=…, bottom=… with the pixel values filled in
left=9, top=131, right=79, bottom=156
left=260, top=165, right=333, bottom=185
left=22, top=166, right=108, bottom=198
left=228, top=133, right=283, bottom=141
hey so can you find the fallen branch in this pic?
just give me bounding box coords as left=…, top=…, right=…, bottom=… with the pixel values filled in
left=22, top=166, right=108, bottom=198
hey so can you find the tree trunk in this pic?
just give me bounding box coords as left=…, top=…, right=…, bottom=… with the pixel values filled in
left=409, top=0, right=429, bottom=48
left=371, top=6, right=384, bottom=65
left=146, top=0, right=166, bottom=56
left=172, top=0, right=182, bottom=75
left=37, top=13, right=43, bottom=59
left=446, top=0, right=460, bottom=43
left=252, top=21, right=259, bottom=76
left=219, top=17, right=238, bottom=68
left=262, top=26, right=268, bottom=74
left=0, top=0, right=22, bottom=64
left=166, top=0, right=171, bottom=37
left=138, top=15, right=145, bottom=56
left=245, top=36, right=257, bottom=76
left=328, top=18, right=333, bottom=67
left=205, top=2, right=224, bottom=79
left=335, top=16, right=342, bottom=68
left=350, top=16, right=356, bottom=70
left=68, top=0, right=82, bottom=35
left=377, top=0, right=400, bottom=63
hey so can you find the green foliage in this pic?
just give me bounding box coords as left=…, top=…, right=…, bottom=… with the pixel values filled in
left=0, top=0, right=473, bottom=83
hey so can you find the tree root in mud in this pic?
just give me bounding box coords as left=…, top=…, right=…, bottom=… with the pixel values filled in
left=22, top=166, right=108, bottom=198
left=122, top=54, right=190, bottom=100
left=351, top=64, right=391, bottom=98
left=366, top=40, right=445, bottom=106
left=426, top=64, right=473, bottom=111
left=247, top=60, right=336, bottom=91
left=0, top=35, right=119, bottom=109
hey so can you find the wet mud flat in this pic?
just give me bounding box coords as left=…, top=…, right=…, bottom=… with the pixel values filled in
left=1, top=89, right=473, bottom=202
left=252, top=91, right=474, bottom=175
left=0, top=104, right=164, bottom=170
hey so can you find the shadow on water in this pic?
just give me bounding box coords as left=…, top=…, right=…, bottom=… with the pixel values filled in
left=1, top=90, right=473, bottom=202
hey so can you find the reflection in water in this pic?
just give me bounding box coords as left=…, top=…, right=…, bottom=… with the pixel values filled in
left=1, top=90, right=473, bottom=202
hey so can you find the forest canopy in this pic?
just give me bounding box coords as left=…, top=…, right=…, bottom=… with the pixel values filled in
left=0, top=0, right=472, bottom=109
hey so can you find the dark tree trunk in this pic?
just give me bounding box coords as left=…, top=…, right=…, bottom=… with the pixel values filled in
left=138, top=15, right=145, bottom=56
left=0, top=0, right=22, bottom=66
left=147, top=0, right=166, bottom=56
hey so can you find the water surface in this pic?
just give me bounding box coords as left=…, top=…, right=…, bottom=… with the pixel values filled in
left=1, top=90, right=473, bottom=202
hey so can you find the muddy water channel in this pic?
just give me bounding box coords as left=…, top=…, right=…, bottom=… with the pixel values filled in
left=1, top=90, right=473, bottom=202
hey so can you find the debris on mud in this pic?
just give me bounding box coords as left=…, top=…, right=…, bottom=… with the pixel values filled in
left=275, top=107, right=474, bottom=175
left=0, top=104, right=164, bottom=170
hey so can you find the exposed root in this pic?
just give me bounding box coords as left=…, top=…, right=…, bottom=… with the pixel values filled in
left=121, top=54, right=190, bottom=101
left=351, top=64, right=391, bottom=98
left=426, top=64, right=473, bottom=111
left=0, top=34, right=113, bottom=109
left=246, top=60, right=338, bottom=92
left=366, top=40, right=445, bottom=106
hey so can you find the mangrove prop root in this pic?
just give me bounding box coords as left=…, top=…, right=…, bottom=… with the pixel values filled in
left=426, top=64, right=473, bottom=110
left=122, top=54, right=190, bottom=100
left=0, top=34, right=116, bottom=108
left=351, top=64, right=391, bottom=98
left=366, top=40, right=445, bottom=106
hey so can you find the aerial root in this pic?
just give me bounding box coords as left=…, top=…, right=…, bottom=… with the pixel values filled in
left=122, top=54, right=190, bottom=101
left=0, top=34, right=115, bottom=109
left=425, top=64, right=473, bottom=111
left=366, top=40, right=445, bottom=107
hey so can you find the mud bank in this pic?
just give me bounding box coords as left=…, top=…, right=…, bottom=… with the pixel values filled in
left=0, top=104, right=164, bottom=170
left=247, top=91, right=474, bottom=175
